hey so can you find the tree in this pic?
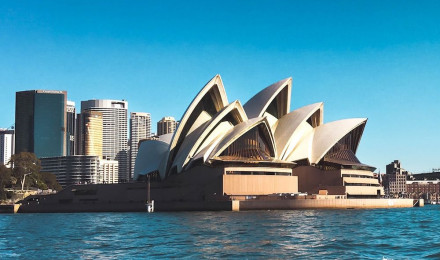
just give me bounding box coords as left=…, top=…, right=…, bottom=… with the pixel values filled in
left=40, top=172, right=62, bottom=191
left=9, top=152, right=41, bottom=189
left=0, top=165, right=12, bottom=187
left=0, top=165, right=12, bottom=200
left=6, top=152, right=62, bottom=192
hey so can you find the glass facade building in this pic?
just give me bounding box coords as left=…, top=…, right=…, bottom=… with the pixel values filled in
left=76, top=110, right=103, bottom=158
left=15, top=90, right=67, bottom=158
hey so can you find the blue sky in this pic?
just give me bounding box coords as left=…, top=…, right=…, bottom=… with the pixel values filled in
left=1, top=1, right=439, bottom=173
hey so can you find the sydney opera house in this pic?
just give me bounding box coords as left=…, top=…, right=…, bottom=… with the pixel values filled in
left=133, top=75, right=384, bottom=210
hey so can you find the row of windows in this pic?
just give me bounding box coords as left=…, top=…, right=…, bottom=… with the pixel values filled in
left=345, top=183, right=381, bottom=187
left=226, top=171, right=291, bottom=176
left=342, top=174, right=375, bottom=179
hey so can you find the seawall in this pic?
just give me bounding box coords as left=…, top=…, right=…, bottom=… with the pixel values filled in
left=234, top=198, right=422, bottom=211
left=0, top=204, right=20, bottom=213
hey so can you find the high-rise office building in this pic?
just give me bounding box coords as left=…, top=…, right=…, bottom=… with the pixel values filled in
left=15, top=90, right=67, bottom=158
left=66, top=101, right=76, bottom=156
left=129, top=112, right=151, bottom=180
left=0, top=129, right=14, bottom=167
left=81, top=100, right=128, bottom=182
left=157, top=116, right=177, bottom=136
left=76, top=111, right=103, bottom=159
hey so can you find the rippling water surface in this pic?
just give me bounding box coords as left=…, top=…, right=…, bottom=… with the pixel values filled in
left=1, top=206, right=439, bottom=259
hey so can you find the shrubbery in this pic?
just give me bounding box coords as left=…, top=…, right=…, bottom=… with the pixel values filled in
left=0, top=152, right=63, bottom=202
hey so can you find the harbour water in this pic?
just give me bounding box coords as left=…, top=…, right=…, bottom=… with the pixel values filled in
left=1, top=206, right=439, bottom=259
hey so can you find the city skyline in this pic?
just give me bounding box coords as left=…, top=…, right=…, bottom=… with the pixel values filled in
left=1, top=1, right=439, bottom=173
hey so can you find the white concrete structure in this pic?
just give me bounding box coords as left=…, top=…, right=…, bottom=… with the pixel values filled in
left=0, top=129, right=14, bottom=167
left=243, top=77, right=291, bottom=125
left=134, top=140, right=169, bottom=180
left=135, top=75, right=382, bottom=197
left=81, top=100, right=128, bottom=182
left=99, top=159, right=119, bottom=184
left=129, top=112, right=151, bottom=180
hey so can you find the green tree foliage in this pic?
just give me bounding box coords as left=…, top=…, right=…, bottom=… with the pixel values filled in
left=7, top=152, right=62, bottom=191
left=40, top=172, right=62, bottom=191
left=0, top=165, right=12, bottom=187
left=9, top=152, right=41, bottom=188
left=0, top=165, right=12, bottom=200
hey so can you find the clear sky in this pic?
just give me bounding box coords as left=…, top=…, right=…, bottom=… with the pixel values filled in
left=1, top=1, right=439, bottom=173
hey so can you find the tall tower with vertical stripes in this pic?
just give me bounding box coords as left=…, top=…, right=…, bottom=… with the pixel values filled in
left=81, top=99, right=128, bottom=182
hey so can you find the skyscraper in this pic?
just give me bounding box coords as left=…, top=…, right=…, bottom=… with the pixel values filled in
left=157, top=116, right=177, bottom=136
left=76, top=111, right=103, bottom=159
left=81, top=100, right=128, bottom=182
left=129, top=112, right=151, bottom=180
left=0, top=129, right=14, bottom=167
left=66, top=101, right=76, bottom=155
left=15, top=90, right=67, bottom=158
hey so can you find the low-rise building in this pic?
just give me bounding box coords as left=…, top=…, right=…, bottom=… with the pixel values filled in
left=409, top=170, right=440, bottom=181
left=99, top=159, right=118, bottom=184
left=383, top=174, right=407, bottom=197
left=41, top=155, right=119, bottom=187
left=407, top=180, right=440, bottom=203
left=41, top=155, right=99, bottom=187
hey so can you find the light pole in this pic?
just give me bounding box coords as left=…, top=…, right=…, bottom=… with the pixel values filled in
left=21, top=173, right=31, bottom=191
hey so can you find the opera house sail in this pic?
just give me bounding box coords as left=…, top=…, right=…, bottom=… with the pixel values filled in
left=134, top=75, right=384, bottom=210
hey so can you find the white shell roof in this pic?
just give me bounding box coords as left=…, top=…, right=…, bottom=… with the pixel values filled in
left=275, top=102, right=323, bottom=159
left=134, top=140, right=170, bottom=180
left=284, top=118, right=367, bottom=164
left=165, top=74, right=228, bottom=175
left=158, top=133, right=173, bottom=144
left=243, top=78, right=291, bottom=119
left=134, top=75, right=373, bottom=180
left=188, top=121, right=234, bottom=168
left=171, top=100, right=248, bottom=173
left=284, top=128, right=315, bottom=162
left=310, top=118, right=367, bottom=164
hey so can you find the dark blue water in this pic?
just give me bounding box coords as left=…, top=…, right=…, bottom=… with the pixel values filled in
left=1, top=206, right=439, bottom=259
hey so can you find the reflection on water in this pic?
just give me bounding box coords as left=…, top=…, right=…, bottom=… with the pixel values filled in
left=0, top=206, right=439, bottom=259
